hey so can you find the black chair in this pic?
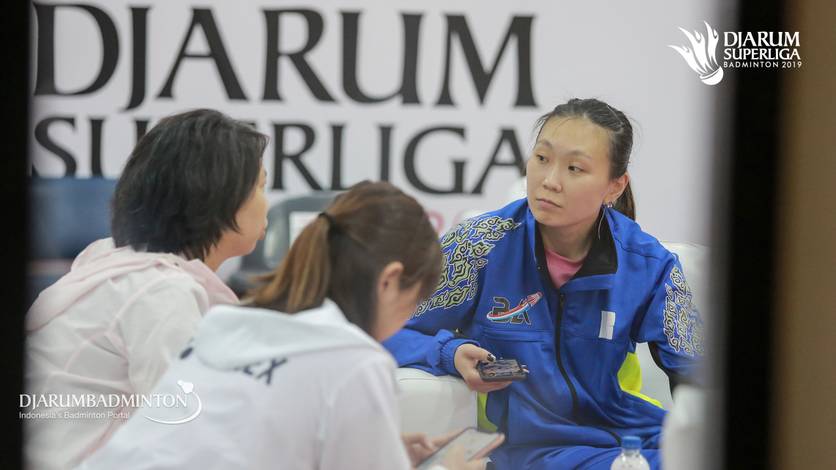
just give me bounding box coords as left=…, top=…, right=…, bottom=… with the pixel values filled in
left=28, top=177, right=118, bottom=308
left=227, top=191, right=338, bottom=296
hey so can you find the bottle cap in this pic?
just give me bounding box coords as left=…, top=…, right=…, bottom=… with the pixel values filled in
left=622, top=436, right=642, bottom=450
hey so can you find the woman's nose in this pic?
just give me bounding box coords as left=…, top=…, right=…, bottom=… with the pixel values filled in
left=542, top=168, right=563, bottom=192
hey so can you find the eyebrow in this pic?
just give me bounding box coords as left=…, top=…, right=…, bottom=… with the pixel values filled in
left=566, top=150, right=593, bottom=160
left=534, top=140, right=593, bottom=160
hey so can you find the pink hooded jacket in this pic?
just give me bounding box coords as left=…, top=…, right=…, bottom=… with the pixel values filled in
left=23, top=238, right=238, bottom=470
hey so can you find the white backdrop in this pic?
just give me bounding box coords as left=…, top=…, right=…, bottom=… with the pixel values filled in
left=29, top=0, right=732, bottom=246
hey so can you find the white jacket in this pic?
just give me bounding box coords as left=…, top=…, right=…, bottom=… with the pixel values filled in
left=24, top=238, right=238, bottom=470
left=78, top=300, right=413, bottom=470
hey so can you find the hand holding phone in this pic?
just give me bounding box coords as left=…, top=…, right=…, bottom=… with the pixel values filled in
left=453, top=344, right=515, bottom=393
left=416, top=428, right=504, bottom=470
left=477, top=358, right=528, bottom=382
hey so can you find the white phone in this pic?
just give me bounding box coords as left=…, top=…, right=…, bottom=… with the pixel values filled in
left=416, top=428, right=504, bottom=469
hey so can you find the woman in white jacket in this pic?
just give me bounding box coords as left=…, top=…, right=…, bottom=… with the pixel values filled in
left=79, top=181, right=488, bottom=470
left=24, top=109, right=269, bottom=470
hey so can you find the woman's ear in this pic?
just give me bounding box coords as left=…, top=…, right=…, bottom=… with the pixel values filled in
left=377, top=261, right=405, bottom=298
left=607, top=173, right=630, bottom=204
left=372, top=261, right=418, bottom=342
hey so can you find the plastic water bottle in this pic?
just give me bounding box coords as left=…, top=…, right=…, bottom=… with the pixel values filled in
left=610, top=436, right=650, bottom=470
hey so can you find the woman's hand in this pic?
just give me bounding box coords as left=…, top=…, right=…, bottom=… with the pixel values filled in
left=402, top=433, right=437, bottom=466
left=404, top=429, right=492, bottom=470
left=453, top=344, right=513, bottom=393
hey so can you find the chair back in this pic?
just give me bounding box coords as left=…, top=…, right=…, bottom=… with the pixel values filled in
left=27, top=177, right=117, bottom=307
left=227, top=191, right=338, bottom=294
left=29, top=177, right=117, bottom=259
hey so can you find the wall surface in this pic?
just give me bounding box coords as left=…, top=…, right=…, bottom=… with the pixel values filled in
left=29, top=0, right=728, bottom=244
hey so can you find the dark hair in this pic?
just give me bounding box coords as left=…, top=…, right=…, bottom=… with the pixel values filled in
left=250, top=181, right=442, bottom=334
left=534, top=98, right=636, bottom=219
left=111, top=109, right=267, bottom=260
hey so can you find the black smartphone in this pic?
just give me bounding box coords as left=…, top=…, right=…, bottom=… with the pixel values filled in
left=477, top=358, right=528, bottom=382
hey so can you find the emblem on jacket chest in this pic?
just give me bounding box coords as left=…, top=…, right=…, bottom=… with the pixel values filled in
left=485, top=292, right=543, bottom=325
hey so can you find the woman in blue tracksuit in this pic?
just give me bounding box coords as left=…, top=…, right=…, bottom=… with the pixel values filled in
left=384, top=98, right=704, bottom=469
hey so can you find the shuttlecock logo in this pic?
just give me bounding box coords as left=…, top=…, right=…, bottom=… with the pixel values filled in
left=143, top=379, right=202, bottom=425
left=669, top=21, right=724, bottom=85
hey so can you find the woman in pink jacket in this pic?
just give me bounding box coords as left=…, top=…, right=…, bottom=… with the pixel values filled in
left=24, top=109, right=269, bottom=470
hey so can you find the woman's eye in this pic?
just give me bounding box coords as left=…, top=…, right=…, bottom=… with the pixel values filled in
left=536, top=155, right=546, bottom=162
left=568, top=165, right=583, bottom=173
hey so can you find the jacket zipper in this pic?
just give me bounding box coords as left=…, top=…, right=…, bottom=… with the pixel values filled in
left=557, top=290, right=623, bottom=447
left=538, top=257, right=580, bottom=420
left=535, top=217, right=623, bottom=447
left=555, top=292, right=580, bottom=421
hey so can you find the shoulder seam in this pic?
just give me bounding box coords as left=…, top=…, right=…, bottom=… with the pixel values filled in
left=613, top=236, right=672, bottom=262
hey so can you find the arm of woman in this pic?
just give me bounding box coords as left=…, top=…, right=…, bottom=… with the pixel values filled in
left=635, top=255, right=706, bottom=390
left=118, top=276, right=208, bottom=395
left=382, top=225, right=486, bottom=378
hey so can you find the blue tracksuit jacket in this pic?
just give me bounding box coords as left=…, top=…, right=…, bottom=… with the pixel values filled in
left=384, top=199, right=704, bottom=468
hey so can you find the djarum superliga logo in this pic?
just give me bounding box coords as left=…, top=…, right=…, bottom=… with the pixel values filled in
left=669, top=21, right=724, bottom=85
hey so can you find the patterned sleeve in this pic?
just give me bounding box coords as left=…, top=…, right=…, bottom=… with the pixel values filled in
left=383, top=215, right=521, bottom=376
left=635, top=255, right=705, bottom=387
